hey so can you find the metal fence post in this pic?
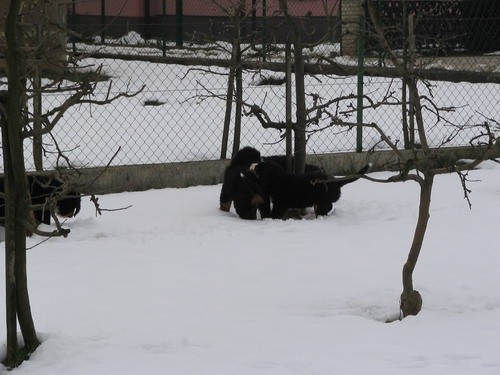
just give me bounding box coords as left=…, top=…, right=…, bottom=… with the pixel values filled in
left=33, top=25, right=43, bottom=171
left=176, top=0, right=183, bottom=47
left=162, top=0, right=167, bottom=56
left=251, top=0, right=257, bottom=44
left=144, top=0, right=150, bottom=39
left=100, top=0, right=105, bottom=44
left=285, top=40, right=293, bottom=172
left=71, top=0, right=76, bottom=53
left=262, top=0, right=268, bottom=61
left=356, top=12, right=365, bottom=153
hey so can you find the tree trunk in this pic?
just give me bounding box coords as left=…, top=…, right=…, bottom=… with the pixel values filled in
left=293, top=36, right=307, bottom=174
left=232, top=39, right=243, bottom=156
left=1, top=106, right=19, bottom=367
left=406, top=14, right=419, bottom=150
left=33, top=63, right=43, bottom=171
left=3, top=0, right=41, bottom=366
left=400, top=173, right=433, bottom=317
left=277, top=0, right=306, bottom=173
left=15, top=240, right=39, bottom=352
left=220, top=40, right=236, bottom=159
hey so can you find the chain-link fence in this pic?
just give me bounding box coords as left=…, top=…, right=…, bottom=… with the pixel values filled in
left=1, top=0, right=498, bottom=171
left=35, top=60, right=497, bottom=170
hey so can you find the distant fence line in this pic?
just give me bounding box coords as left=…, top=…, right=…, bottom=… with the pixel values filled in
left=68, top=0, right=341, bottom=49
left=68, top=0, right=500, bottom=56
left=89, top=51, right=500, bottom=84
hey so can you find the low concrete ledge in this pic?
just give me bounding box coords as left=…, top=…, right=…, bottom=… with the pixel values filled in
left=72, top=146, right=499, bottom=195
left=75, top=159, right=229, bottom=194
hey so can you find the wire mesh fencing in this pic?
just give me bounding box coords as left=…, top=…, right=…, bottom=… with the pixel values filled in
left=1, top=0, right=499, bottom=171
left=30, top=58, right=361, bottom=169
left=27, top=53, right=498, bottom=171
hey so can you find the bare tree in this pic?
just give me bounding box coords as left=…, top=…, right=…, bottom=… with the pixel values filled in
left=241, top=0, right=499, bottom=318
left=194, top=0, right=266, bottom=159
left=2, top=0, right=40, bottom=365
left=200, top=0, right=340, bottom=166
left=265, top=0, right=341, bottom=173
left=1, top=0, right=143, bottom=367
left=213, top=0, right=247, bottom=158
left=362, top=0, right=499, bottom=318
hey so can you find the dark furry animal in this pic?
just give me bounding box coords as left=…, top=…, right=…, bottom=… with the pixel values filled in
left=0, top=175, right=81, bottom=226
left=219, top=146, right=320, bottom=220
left=250, top=161, right=370, bottom=219
left=219, top=146, right=271, bottom=220
left=263, top=155, right=320, bottom=174
left=232, top=172, right=271, bottom=220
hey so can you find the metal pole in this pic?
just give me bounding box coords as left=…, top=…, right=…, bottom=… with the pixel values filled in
left=33, top=25, right=43, bottom=171
left=71, top=0, right=76, bottom=53
left=162, top=0, right=167, bottom=56
left=285, top=40, right=293, bottom=172
left=262, top=0, right=267, bottom=61
left=144, top=0, right=150, bottom=39
left=251, top=0, right=257, bottom=44
left=401, top=1, right=410, bottom=148
left=356, top=12, right=365, bottom=153
left=100, top=0, right=105, bottom=44
left=176, top=0, right=183, bottom=46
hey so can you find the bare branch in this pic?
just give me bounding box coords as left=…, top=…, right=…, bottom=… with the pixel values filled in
left=433, top=123, right=499, bottom=175
left=90, top=194, right=131, bottom=217
left=23, top=219, right=70, bottom=239
left=78, top=147, right=123, bottom=191
left=455, top=170, right=475, bottom=209
left=23, top=82, right=145, bottom=138
left=244, top=104, right=290, bottom=131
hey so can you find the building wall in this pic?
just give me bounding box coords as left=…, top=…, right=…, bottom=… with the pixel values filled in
left=75, top=0, right=144, bottom=17
left=71, top=0, right=341, bottom=43
left=75, top=0, right=340, bottom=18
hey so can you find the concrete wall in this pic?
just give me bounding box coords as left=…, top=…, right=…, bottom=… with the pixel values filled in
left=72, top=146, right=499, bottom=195
left=75, top=159, right=229, bottom=194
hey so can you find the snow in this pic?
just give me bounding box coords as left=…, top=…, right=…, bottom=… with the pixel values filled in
left=0, top=33, right=499, bottom=373
left=1, top=160, right=500, bottom=374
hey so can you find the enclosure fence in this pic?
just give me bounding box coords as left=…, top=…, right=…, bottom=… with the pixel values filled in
left=2, top=0, right=500, bottom=171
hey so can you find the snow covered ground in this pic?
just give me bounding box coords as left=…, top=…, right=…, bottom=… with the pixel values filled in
left=1, top=160, right=499, bottom=374
left=0, top=34, right=498, bottom=373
